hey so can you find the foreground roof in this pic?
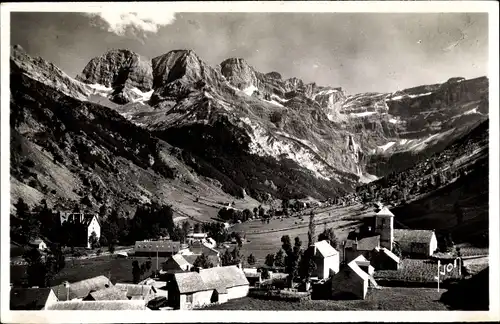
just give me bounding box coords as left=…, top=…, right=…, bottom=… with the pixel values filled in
left=174, top=266, right=249, bottom=294
left=174, top=272, right=208, bottom=294
left=115, top=283, right=155, bottom=298
left=52, top=276, right=112, bottom=301
left=46, top=300, right=149, bottom=310
left=89, top=286, right=128, bottom=301
left=10, top=288, right=54, bottom=310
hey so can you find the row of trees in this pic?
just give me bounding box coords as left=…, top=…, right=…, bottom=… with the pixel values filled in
left=263, top=215, right=339, bottom=287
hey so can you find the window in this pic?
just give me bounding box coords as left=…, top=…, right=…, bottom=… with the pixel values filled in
left=186, top=293, right=193, bottom=303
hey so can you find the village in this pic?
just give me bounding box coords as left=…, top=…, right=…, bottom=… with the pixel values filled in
left=10, top=199, right=484, bottom=311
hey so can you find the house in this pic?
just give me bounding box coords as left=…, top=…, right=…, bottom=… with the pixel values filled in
left=114, top=283, right=157, bottom=301
left=52, top=276, right=112, bottom=301
left=59, top=212, right=101, bottom=248
left=46, top=300, right=150, bottom=310
left=200, top=266, right=249, bottom=300
left=370, top=246, right=400, bottom=270
left=394, top=229, right=438, bottom=258
left=356, top=206, right=438, bottom=259
left=10, top=287, right=58, bottom=310
left=162, top=254, right=194, bottom=273
left=84, top=286, right=128, bottom=301
left=134, top=240, right=186, bottom=257
left=343, top=234, right=380, bottom=263
left=328, top=256, right=371, bottom=300
left=311, top=240, right=340, bottom=279
left=189, top=240, right=220, bottom=257
left=186, top=232, right=208, bottom=245
left=168, top=265, right=249, bottom=309
left=243, top=268, right=262, bottom=286
left=28, top=238, right=48, bottom=251
left=168, top=271, right=213, bottom=310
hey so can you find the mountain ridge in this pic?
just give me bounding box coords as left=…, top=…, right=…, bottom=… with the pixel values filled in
left=9, top=45, right=490, bottom=212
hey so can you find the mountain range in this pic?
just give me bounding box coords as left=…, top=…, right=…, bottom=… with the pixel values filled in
left=9, top=44, right=489, bottom=218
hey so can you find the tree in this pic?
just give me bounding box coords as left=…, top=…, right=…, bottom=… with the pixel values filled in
left=307, top=211, right=316, bottom=246
left=13, top=198, right=41, bottom=245
left=253, top=207, right=258, bottom=218
left=299, top=246, right=317, bottom=283
left=231, top=246, right=242, bottom=266
left=146, top=258, right=152, bottom=272
left=258, top=205, right=265, bottom=218
left=23, top=248, right=47, bottom=287
left=318, top=228, right=338, bottom=249
left=264, top=253, right=275, bottom=267
left=88, top=231, right=100, bottom=249
left=247, top=254, right=256, bottom=266
left=194, top=253, right=214, bottom=269
left=282, top=235, right=301, bottom=288
left=182, top=221, right=191, bottom=243
left=221, top=249, right=233, bottom=266
left=132, top=260, right=141, bottom=284
left=193, top=223, right=201, bottom=233
left=274, top=249, right=285, bottom=268
left=242, top=209, right=253, bottom=221
left=108, top=243, right=116, bottom=254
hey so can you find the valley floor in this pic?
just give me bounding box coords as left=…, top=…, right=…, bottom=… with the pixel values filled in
left=200, top=287, right=450, bottom=310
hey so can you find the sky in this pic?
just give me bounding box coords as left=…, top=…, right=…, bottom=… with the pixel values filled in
left=10, top=11, right=489, bottom=94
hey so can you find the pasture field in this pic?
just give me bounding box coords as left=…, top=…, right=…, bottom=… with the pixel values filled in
left=201, top=287, right=449, bottom=310
left=230, top=204, right=371, bottom=265
left=10, top=255, right=160, bottom=287
left=374, top=259, right=461, bottom=284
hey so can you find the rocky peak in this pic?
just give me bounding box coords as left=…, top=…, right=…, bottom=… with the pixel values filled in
left=150, top=49, right=225, bottom=104
left=220, top=57, right=259, bottom=90
left=265, top=71, right=282, bottom=80
left=78, top=49, right=153, bottom=92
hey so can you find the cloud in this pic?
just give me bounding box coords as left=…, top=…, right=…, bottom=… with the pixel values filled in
left=85, top=12, right=177, bottom=38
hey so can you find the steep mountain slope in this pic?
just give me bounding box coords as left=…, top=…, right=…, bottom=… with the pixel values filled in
left=10, top=45, right=490, bottom=209
left=9, top=51, right=261, bottom=219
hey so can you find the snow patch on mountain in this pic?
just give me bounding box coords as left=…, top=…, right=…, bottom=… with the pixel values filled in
left=263, top=98, right=284, bottom=107
left=242, top=85, right=258, bottom=96
left=349, top=111, right=377, bottom=118
left=130, top=87, right=154, bottom=103
left=378, top=141, right=396, bottom=152
left=240, top=118, right=332, bottom=180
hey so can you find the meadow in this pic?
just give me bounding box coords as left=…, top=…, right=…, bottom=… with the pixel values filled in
left=201, top=287, right=449, bottom=310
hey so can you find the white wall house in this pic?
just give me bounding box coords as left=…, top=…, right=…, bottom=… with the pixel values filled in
left=312, top=240, right=340, bottom=279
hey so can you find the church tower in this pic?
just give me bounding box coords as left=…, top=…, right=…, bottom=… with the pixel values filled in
left=374, top=207, right=394, bottom=250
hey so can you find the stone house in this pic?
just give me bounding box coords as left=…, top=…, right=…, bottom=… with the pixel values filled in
left=311, top=240, right=340, bottom=279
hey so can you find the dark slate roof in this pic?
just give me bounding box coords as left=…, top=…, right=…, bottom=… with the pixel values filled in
left=52, top=276, right=112, bottom=301
left=89, top=287, right=128, bottom=301
left=46, top=300, right=149, bottom=310
left=10, top=288, right=54, bottom=310
left=345, top=235, right=380, bottom=251
left=114, top=283, right=155, bottom=298
left=394, top=229, right=435, bottom=245
left=173, top=272, right=208, bottom=294
left=135, top=241, right=182, bottom=253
